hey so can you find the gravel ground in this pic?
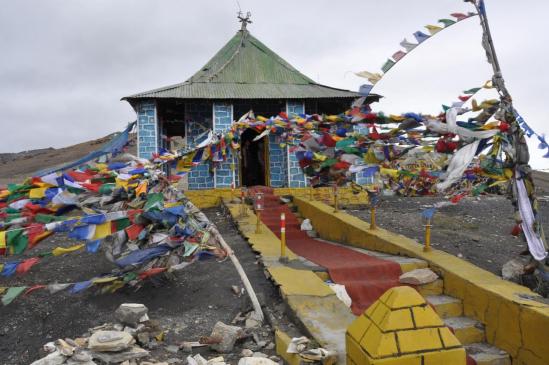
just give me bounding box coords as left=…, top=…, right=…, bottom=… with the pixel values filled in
left=346, top=194, right=549, bottom=276
left=0, top=207, right=290, bottom=365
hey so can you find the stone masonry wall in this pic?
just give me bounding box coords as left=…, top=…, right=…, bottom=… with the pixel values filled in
left=286, top=101, right=307, bottom=188
left=213, top=103, right=237, bottom=188
left=187, top=102, right=214, bottom=190
left=137, top=101, right=158, bottom=159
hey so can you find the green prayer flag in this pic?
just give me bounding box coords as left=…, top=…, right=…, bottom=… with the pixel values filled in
left=438, top=18, right=456, bottom=27
left=144, top=193, right=164, bottom=211
left=442, top=105, right=450, bottom=112
left=7, top=229, right=28, bottom=255
left=463, top=87, right=481, bottom=94
left=381, top=59, right=396, bottom=73
left=98, top=183, right=116, bottom=195
left=2, top=286, right=27, bottom=306
left=114, top=218, right=131, bottom=231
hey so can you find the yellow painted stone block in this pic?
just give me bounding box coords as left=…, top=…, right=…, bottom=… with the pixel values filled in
left=411, top=306, right=444, bottom=328
left=347, top=334, right=370, bottom=365
left=347, top=314, right=372, bottom=343
left=382, top=286, right=426, bottom=309
left=451, top=324, right=485, bottom=345
left=365, top=354, right=422, bottom=365
left=360, top=323, right=399, bottom=358
left=493, top=301, right=521, bottom=357
left=417, top=279, right=444, bottom=296
left=438, top=327, right=461, bottom=349
left=397, top=328, right=443, bottom=354
left=423, top=348, right=466, bottom=365
left=369, top=302, right=390, bottom=325
left=378, top=308, right=415, bottom=331
left=364, top=300, right=380, bottom=318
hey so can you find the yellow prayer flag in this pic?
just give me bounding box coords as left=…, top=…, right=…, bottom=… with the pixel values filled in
left=29, top=187, right=48, bottom=199
left=0, top=287, right=6, bottom=295
left=93, top=222, right=112, bottom=240
left=425, top=24, right=443, bottom=35
left=52, top=244, right=85, bottom=256
left=482, top=80, right=493, bottom=89
left=0, top=231, right=6, bottom=250
left=92, top=276, right=118, bottom=284
left=389, top=114, right=406, bottom=122
left=380, top=168, right=400, bottom=178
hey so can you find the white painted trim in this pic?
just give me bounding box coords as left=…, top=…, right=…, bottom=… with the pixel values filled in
left=212, top=103, right=217, bottom=188
left=285, top=101, right=291, bottom=187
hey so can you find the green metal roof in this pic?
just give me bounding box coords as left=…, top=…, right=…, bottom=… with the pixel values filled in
left=123, top=30, right=364, bottom=101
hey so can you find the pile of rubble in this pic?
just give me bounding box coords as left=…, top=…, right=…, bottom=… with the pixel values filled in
left=30, top=303, right=282, bottom=365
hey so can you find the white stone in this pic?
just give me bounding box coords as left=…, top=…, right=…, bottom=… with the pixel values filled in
left=399, top=268, right=438, bottom=285
left=241, top=349, right=253, bottom=357
left=91, top=346, right=148, bottom=363
left=300, top=219, right=313, bottom=231
left=115, top=303, right=149, bottom=327
left=30, top=351, right=67, bottom=365
left=502, top=259, right=525, bottom=282
left=209, top=321, right=242, bottom=353
left=88, top=330, right=135, bottom=352
left=237, top=357, right=277, bottom=365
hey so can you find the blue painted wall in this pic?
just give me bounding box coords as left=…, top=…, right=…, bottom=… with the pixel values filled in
left=268, top=134, right=287, bottom=187
left=137, top=101, right=158, bottom=159
left=286, top=101, right=307, bottom=188
left=187, top=102, right=214, bottom=190
left=213, top=103, right=237, bottom=188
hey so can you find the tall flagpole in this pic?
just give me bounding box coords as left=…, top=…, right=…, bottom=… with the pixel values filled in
left=467, top=0, right=548, bottom=272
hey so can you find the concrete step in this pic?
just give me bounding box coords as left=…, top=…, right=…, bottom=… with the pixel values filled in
left=444, top=316, right=485, bottom=345
left=465, top=343, right=511, bottom=365
left=416, top=279, right=444, bottom=296
left=426, top=295, right=463, bottom=318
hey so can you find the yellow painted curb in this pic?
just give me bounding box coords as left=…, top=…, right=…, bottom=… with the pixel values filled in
left=268, top=267, right=334, bottom=297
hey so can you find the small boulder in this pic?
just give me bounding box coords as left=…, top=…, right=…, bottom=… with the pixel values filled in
left=237, top=358, right=277, bottom=365
left=399, top=268, right=438, bottom=285
left=88, top=330, right=135, bottom=352
left=209, top=322, right=243, bottom=353
left=30, top=351, right=66, bottom=365
left=91, top=346, right=148, bottom=363
left=502, top=259, right=525, bottom=282
left=115, top=303, right=149, bottom=327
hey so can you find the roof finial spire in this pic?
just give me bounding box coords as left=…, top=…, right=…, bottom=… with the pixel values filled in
left=237, top=11, right=252, bottom=31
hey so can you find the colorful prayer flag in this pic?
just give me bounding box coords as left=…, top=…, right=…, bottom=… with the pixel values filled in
left=400, top=38, right=417, bottom=52
left=425, top=25, right=443, bottom=35
left=381, top=59, right=396, bottom=73
left=438, top=18, right=456, bottom=27
left=391, top=50, right=406, bottom=62
left=413, top=31, right=430, bottom=44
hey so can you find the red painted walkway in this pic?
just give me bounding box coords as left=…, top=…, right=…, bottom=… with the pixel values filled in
left=249, top=187, right=402, bottom=315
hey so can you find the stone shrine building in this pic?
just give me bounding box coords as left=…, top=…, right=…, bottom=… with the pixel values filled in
left=123, top=20, right=377, bottom=190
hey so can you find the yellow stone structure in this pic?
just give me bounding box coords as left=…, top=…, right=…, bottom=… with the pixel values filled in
left=346, top=286, right=466, bottom=365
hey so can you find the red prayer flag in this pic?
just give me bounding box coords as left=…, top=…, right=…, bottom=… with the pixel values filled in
left=125, top=224, right=145, bottom=240
left=458, top=95, right=472, bottom=102
left=24, top=285, right=46, bottom=296
left=451, top=12, right=468, bottom=21
left=16, top=257, right=40, bottom=274
left=138, top=267, right=167, bottom=280
left=392, top=50, right=407, bottom=61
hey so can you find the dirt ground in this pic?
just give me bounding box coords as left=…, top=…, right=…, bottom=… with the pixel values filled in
left=346, top=194, right=549, bottom=276
left=0, top=207, right=289, bottom=365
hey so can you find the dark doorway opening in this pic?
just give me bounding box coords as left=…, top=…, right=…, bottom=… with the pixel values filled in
left=241, top=128, right=266, bottom=187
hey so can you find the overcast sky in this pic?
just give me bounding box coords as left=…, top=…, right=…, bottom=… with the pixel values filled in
left=0, top=0, right=547, bottom=169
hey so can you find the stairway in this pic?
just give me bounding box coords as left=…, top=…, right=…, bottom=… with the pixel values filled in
left=247, top=189, right=511, bottom=365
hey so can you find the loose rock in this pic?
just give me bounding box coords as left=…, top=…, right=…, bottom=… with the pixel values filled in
left=209, top=321, right=243, bottom=353
left=399, top=268, right=438, bottom=285
left=237, top=357, right=277, bottom=365
left=88, top=330, right=135, bottom=352
left=115, top=303, right=149, bottom=327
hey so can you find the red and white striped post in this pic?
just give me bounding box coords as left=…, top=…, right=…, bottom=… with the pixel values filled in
left=280, top=212, right=288, bottom=262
